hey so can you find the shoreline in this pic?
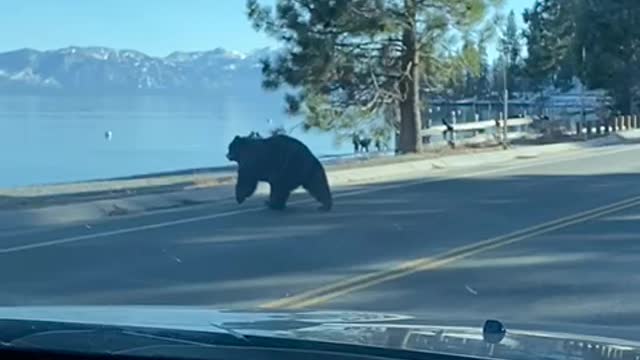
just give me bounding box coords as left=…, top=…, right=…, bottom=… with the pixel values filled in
left=0, top=151, right=373, bottom=192
left=4, top=130, right=631, bottom=211
left=0, top=144, right=501, bottom=209
left=3, top=138, right=505, bottom=192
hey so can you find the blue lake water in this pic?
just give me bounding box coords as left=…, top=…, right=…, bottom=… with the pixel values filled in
left=0, top=95, right=350, bottom=188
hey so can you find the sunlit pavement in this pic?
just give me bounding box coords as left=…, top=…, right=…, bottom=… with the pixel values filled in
left=327, top=206, right=640, bottom=326
left=1, top=144, right=640, bottom=330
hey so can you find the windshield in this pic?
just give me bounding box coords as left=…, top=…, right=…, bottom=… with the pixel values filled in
left=2, top=0, right=640, bottom=357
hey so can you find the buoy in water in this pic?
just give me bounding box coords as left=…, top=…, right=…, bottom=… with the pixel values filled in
left=105, top=130, right=113, bottom=141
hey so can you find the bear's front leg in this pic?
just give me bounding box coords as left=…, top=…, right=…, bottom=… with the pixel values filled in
left=265, top=183, right=290, bottom=211
left=236, top=168, right=258, bottom=204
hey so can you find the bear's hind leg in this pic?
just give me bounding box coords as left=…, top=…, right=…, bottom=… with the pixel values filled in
left=303, top=168, right=332, bottom=212
left=266, top=184, right=291, bottom=211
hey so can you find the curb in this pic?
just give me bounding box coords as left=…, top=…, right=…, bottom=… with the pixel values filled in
left=614, top=129, right=640, bottom=143
left=0, top=136, right=625, bottom=231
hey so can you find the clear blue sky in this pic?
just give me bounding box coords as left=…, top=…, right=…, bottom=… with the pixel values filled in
left=1, top=0, right=533, bottom=56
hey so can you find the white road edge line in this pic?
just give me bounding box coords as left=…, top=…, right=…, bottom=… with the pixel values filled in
left=1, top=144, right=638, bottom=254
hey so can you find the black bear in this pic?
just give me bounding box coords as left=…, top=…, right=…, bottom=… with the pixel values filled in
left=226, top=134, right=333, bottom=211
left=359, top=137, right=372, bottom=152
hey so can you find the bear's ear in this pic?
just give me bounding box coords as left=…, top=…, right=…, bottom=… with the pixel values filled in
left=233, top=135, right=240, bottom=141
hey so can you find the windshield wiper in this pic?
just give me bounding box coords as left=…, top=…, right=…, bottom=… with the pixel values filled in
left=209, top=321, right=251, bottom=343
left=0, top=318, right=252, bottom=354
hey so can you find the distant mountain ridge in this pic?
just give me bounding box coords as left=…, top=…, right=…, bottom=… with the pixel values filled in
left=0, top=46, right=276, bottom=94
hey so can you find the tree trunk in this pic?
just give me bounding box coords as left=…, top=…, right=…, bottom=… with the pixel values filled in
left=616, top=80, right=633, bottom=115
left=398, top=0, right=422, bottom=154
left=622, top=67, right=635, bottom=114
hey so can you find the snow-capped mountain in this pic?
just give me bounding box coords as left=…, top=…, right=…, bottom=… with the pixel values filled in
left=0, top=46, right=275, bottom=94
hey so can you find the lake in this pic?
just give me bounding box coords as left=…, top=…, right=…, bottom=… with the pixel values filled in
left=0, top=95, right=350, bottom=188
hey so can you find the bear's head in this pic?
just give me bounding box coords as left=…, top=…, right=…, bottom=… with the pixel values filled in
left=226, top=135, right=258, bottom=163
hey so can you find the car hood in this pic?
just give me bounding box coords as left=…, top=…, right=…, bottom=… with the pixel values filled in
left=0, top=306, right=638, bottom=360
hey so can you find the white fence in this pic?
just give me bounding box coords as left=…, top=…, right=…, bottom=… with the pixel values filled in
left=420, top=117, right=533, bottom=146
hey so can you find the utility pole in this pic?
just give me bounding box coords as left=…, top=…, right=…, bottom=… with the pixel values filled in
left=580, top=46, right=587, bottom=133
left=502, top=48, right=509, bottom=149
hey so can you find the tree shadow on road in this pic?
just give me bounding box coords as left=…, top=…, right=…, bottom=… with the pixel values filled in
left=2, top=171, right=640, bottom=332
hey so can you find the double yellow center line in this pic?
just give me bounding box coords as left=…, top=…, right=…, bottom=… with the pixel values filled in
left=261, top=193, right=640, bottom=310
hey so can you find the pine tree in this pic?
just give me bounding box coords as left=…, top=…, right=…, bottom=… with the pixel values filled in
left=247, top=0, right=503, bottom=153
left=498, top=10, right=522, bottom=94
left=523, top=0, right=640, bottom=112
left=475, top=42, right=490, bottom=98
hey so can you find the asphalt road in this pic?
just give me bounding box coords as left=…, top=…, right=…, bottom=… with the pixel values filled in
left=2, top=143, right=640, bottom=331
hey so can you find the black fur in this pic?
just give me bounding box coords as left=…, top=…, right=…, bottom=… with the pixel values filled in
left=226, top=134, right=333, bottom=211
